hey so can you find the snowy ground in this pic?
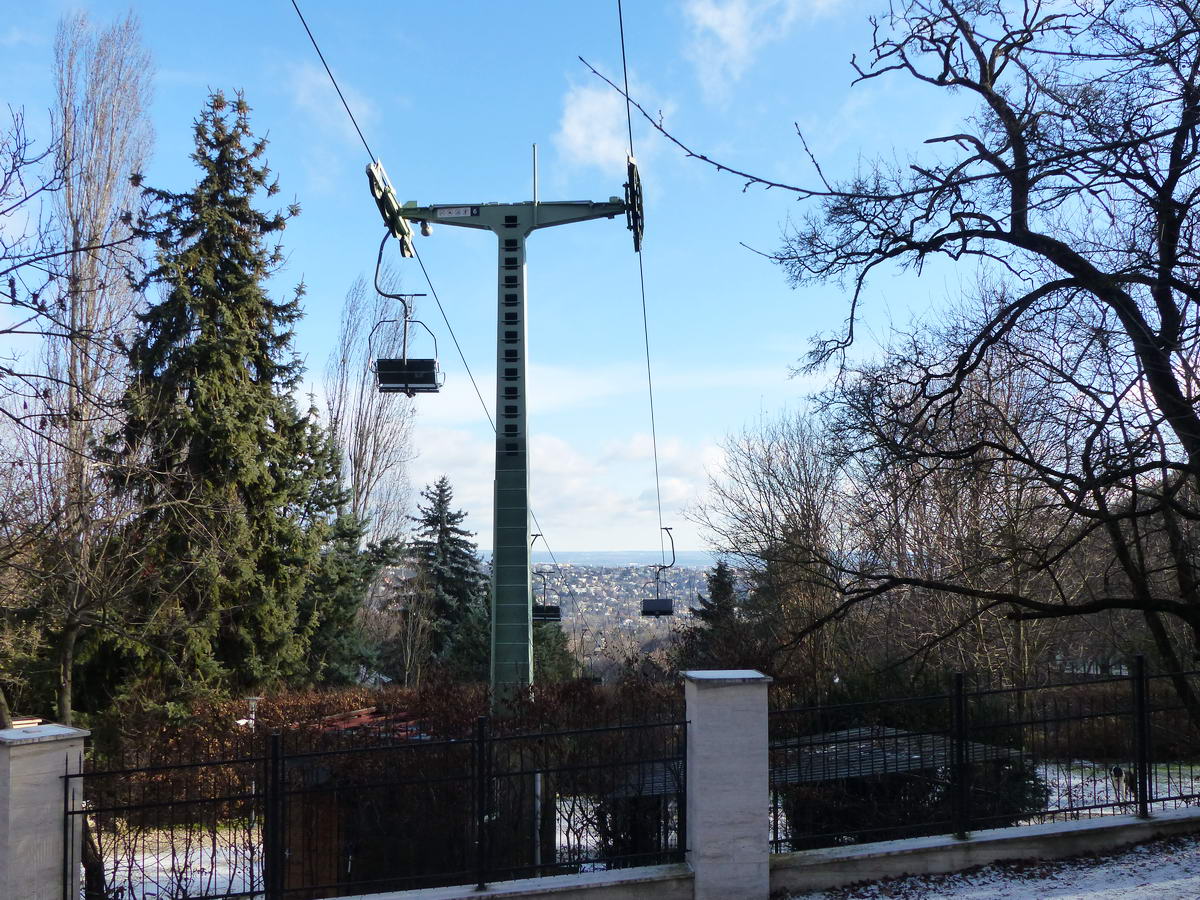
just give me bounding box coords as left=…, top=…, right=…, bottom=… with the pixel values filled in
left=785, top=833, right=1200, bottom=899
left=1038, top=760, right=1200, bottom=818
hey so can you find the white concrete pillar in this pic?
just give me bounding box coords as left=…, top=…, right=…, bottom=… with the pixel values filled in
left=684, top=670, right=771, bottom=900
left=0, top=723, right=89, bottom=900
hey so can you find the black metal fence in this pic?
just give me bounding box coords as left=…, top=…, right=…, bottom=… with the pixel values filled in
left=65, top=715, right=686, bottom=899
left=769, top=658, right=1200, bottom=852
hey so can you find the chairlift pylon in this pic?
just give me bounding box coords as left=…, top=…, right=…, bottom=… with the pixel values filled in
left=367, top=231, right=444, bottom=396
left=641, top=527, right=676, bottom=617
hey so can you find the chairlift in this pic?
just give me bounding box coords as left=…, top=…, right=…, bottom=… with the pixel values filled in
left=532, top=569, right=561, bottom=623
left=368, top=231, right=444, bottom=396
left=641, top=527, right=676, bottom=617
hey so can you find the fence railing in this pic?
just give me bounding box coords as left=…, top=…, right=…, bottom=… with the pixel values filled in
left=65, top=715, right=686, bottom=899
left=768, top=657, right=1200, bottom=853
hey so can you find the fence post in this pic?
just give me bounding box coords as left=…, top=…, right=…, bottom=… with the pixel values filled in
left=951, top=673, right=970, bottom=839
left=0, top=723, right=88, bottom=900
left=683, top=670, right=771, bottom=900
left=263, top=732, right=284, bottom=900
left=474, top=715, right=490, bottom=892
left=1132, top=654, right=1151, bottom=819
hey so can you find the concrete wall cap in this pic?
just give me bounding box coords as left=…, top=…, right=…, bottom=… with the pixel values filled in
left=0, top=723, right=90, bottom=745
left=683, top=669, right=772, bottom=685
left=336, top=862, right=692, bottom=899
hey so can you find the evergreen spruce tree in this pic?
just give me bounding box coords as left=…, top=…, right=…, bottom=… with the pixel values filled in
left=105, top=92, right=331, bottom=703
left=301, top=514, right=404, bottom=685
left=407, top=477, right=576, bottom=684
left=408, top=476, right=489, bottom=669
left=443, top=598, right=491, bottom=682
left=675, top=561, right=743, bottom=669
left=693, top=561, right=738, bottom=630
left=533, top=622, right=576, bottom=682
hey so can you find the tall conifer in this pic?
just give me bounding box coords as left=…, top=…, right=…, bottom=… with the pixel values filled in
left=409, top=476, right=488, bottom=661
left=675, top=561, right=744, bottom=669
left=108, top=92, right=328, bottom=702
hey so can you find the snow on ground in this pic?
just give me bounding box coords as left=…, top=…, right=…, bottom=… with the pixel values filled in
left=1038, top=760, right=1200, bottom=817
left=785, top=833, right=1200, bottom=899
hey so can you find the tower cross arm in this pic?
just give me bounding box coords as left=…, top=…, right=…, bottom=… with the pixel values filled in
left=395, top=199, right=627, bottom=236
left=528, top=200, right=626, bottom=231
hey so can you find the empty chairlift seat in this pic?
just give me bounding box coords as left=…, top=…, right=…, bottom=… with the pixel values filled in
left=641, top=595, right=673, bottom=617
left=531, top=569, right=561, bottom=622
left=376, top=358, right=442, bottom=394
left=640, top=527, right=677, bottom=618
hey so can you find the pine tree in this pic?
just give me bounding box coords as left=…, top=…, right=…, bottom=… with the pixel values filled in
left=408, top=476, right=489, bottom=666
left=105, top=91, right=328, bottom=703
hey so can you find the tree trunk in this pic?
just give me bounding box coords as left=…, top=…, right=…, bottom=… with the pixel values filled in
left=1143, top=611, right=1200, bottom=728
left=58, top=621, right=80, bottom=726
left=82, top=817, right=107, bottom=900
left=0, top=684, right=12, bottom=729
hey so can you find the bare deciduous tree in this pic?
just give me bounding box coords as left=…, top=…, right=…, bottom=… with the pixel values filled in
left=41, top=11, right=153, bottom=724
left=1, top=109, right=66, bottom=437
left=621, top=0, right=1200, bottom=706
left=693, top=413, right=856, bottom=691
left=359, top=566, right=434, bottom=688
left=0, top=12, right=152, bottom=726
left=325, top=273, right=415, bottom=544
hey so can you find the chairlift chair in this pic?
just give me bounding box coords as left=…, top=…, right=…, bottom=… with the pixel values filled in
left=368, top=231, right=444, bottom=396
left=375, top=320, right=443, bottom=395
left=641, top=527, right=676, bottom=617
left=532, top=569, right=561, bottom=623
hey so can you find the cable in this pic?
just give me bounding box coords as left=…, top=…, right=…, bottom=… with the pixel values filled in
left=530, top=525, right=595, bottom=673
left=410, top=245, right=495, bottom=431
left=288, top=3, right=494, bottom=434
left=636, top=250, right=665, bottom=563
left=290, top=1, right=608, bottom=645
left=289, top=0, right=376, bottom=162
left=617, top=0, right=636, bottom=162
left=616, top=0, right=667, bottom=565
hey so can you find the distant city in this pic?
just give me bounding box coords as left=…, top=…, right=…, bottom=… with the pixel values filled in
left=378, top=554, right=742, bottom=662
left=529, top=550, right=721, bottom=568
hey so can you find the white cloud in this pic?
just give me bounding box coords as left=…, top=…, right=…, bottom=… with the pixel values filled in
left=530, top=431, right=712, bottom=550
left=418, top=360, right=793, bottom=429
left=553, top=74, right=673, bottom=177
left=400, top=357, right=794, bottom=550
left=406, top=418, right=717, bottom=551
left=287, top=62, right=379, bottom=152
left=0, top=26, right=43, bottom=49
left=682, top=0, right=843, bottom=101
left=529, top=362, right=638, bottom=414
left=554, top=82, right=633, bottom=177
left=407, top=423, right=494, bottom=535
left=409, top=367, right=496, bottom=426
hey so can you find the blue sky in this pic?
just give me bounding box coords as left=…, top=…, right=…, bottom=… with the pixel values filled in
left=2, top=1, right=965, bottom=552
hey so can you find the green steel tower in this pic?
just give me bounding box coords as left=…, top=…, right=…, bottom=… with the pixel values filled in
left=368, top=161, right=640, bottom=707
